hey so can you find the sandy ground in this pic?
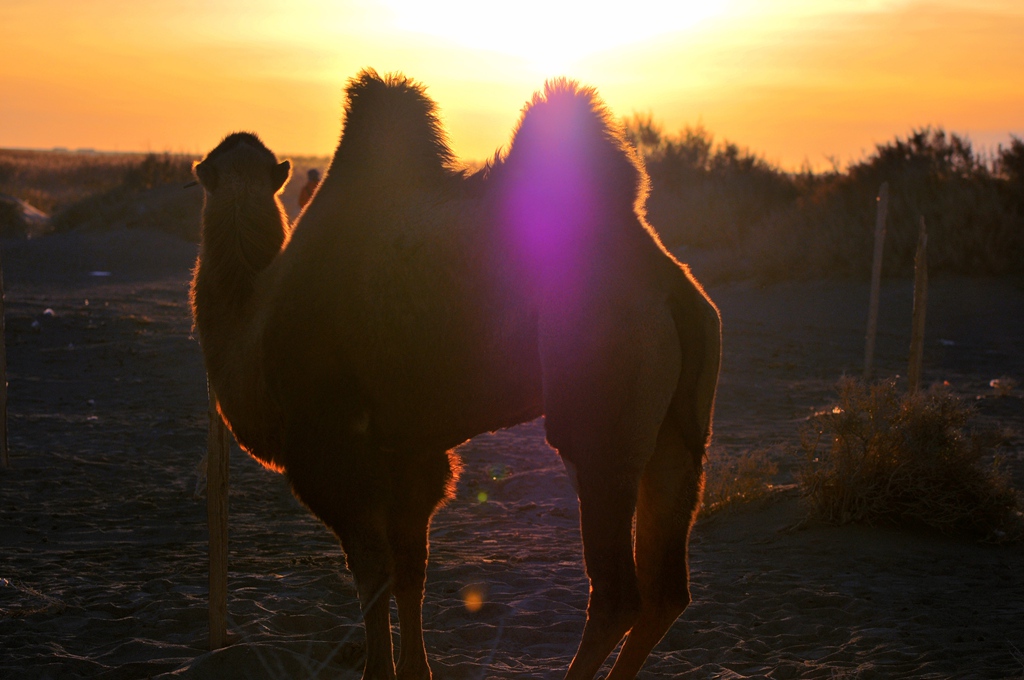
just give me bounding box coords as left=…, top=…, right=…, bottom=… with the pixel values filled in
left=1, top=229, right=1022, bottom=679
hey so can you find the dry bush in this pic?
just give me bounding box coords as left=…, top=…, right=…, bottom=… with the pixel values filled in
left=0, top=148, right=331, bottom=240
left=622, top=115, right=804, bottom=257
left=799, top=377, right=1023, bottom=541
left=620, top=119, right=1024, bottom=281
left=749, top=129, right=1024, bottom=280
left=701, top=449, right=779, bottom=515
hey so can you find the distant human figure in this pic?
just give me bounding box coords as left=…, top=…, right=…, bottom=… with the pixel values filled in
left=298, top=168, right=320, bottom=208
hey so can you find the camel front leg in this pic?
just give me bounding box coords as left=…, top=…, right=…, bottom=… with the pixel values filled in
left=285, top=421, right=398, bottom=680
left=388, top=449, right=456, bottom=680
left=340, top=517, right=397, bottom=680
left=389, top=515, right=431, bottom=680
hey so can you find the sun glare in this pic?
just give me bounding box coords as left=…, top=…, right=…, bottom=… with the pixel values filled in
left=379, top=0, right=729, bottom=75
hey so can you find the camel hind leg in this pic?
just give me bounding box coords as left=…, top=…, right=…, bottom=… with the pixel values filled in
left=605, top=419, right=704, bottom=679
left=541, top=302, right=683, bottom=679
left=607, top=287, right=719, bottom=679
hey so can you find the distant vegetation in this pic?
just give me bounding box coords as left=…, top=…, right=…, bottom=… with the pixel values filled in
left=624, top=117, right=1024, bottom=280
left=0, top=149, right=149, bottom=215
left=0, top=149, right=331, bottom=239
left=4, top=122, right=1024, bottom=280
left=0, top=150, right=200, bottom=239
left=48, top=152, right=201, bottom=238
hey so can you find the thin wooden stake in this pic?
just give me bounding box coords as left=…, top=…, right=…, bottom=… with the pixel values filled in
left=908, top=217, right=929, bottom=393
left=207, top=381, right=230, bottom=650
left=0, top=250, right=8, bottom=469
left=864, top=182, right=889, bottom=380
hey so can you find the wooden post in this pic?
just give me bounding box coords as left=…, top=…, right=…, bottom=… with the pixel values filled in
left=908, top=217, right=928, bottom=393
left=207, top=381, right=230, bottom=649
left=0, top=250, right=8, bottom=469
left=863, top=182, right=889, bottom=380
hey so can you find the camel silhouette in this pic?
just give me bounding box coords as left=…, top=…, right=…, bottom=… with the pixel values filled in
left=191, top=70, right=720, bottom=680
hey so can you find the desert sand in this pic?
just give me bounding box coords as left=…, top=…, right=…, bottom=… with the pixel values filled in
left=1, top=229, right=1022, bottom=679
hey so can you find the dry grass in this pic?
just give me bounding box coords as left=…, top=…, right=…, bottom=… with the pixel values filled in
left=0, top=148, right=334, bottom=239
left=701, top=449, right=779, bottom=515
left=7, top=121, right=1024, bottom=274
left=798, top=377, right=1023, bottom=542
left=0, top=148, right=204, bottom=239
left=0, top=148, right=147, bottom=214
left=49, top=152, right=196, bottom=232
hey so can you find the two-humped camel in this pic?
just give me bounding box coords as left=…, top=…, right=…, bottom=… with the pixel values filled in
left=191, top=70, right=720, bottom=680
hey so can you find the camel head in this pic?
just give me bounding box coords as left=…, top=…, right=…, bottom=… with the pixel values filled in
left=192, top=132, right=291, bottom=280
left=193, top=132, right=291, bottom=197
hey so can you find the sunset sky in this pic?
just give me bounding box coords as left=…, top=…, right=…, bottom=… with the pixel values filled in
left=2, top=0, right=1022, bottom=170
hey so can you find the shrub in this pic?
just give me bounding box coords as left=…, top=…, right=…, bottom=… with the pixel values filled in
left=0, top=198, right=24, bottom=238
left=997, top=135, right=1024, bottom=209
left=623, top=115, right=802, bottom=253
left=701, top=449, right=779, bottom=515
left=798, top=377, right=1022, bottom=541
left=752, top=128, right=1024, bottom=279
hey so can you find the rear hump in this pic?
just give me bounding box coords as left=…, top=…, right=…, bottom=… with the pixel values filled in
left=499, top=80, right=651, bottom=249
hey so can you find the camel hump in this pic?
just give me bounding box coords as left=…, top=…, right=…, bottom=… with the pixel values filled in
left=502, top=79, right=649, bottom=228
left=329, top=69, right=457, bottom=187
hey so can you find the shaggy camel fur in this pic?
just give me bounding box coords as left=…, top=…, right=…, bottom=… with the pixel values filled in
left=191, top=70, right=720, bottom=680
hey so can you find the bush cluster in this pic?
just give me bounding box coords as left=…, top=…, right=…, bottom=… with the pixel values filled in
left=626, top=116, right=807, bottom=253
left=624, top=116, right=1024, bottom=280
left=5, top=119, right=1023, bottom=265
left=798, top=377, right=1022, bottom=541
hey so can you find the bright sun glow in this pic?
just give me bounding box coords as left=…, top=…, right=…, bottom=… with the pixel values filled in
left=380, top=0, right=730, bottom=74
left=3, top=0, right=1022, bottom=167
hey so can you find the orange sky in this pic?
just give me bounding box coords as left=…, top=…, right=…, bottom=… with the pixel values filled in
left=2, top=0, right=1022, bottom=170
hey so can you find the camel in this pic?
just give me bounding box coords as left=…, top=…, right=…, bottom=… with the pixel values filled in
left=190, top=70, right=721, bottom=680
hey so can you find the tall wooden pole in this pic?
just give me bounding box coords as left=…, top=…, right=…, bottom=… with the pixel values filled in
left=207, top=381, right=230, bottom=649
left=863, top=182, right=889, bottom=380
left=908, top=217, right=929, bottom=393
left=0, top=250, right=8, bottom=469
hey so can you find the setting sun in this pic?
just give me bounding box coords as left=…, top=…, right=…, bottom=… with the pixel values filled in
left=1, top=0, right=1022, bottom=168
left=379, top=0, right=729, bottom=74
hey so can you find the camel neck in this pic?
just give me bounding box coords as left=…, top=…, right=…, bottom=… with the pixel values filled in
left=191, top=195, right=287, bottom=361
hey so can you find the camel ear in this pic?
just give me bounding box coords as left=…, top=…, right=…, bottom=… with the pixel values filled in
left=193, top=159, right=217, bottom=192
left=272, top=160, right=291, bottom=192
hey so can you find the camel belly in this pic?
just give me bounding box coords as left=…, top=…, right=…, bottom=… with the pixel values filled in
left=262, top=282, right=543, bottom=452
left=362, top=311, right=545, bottom=449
